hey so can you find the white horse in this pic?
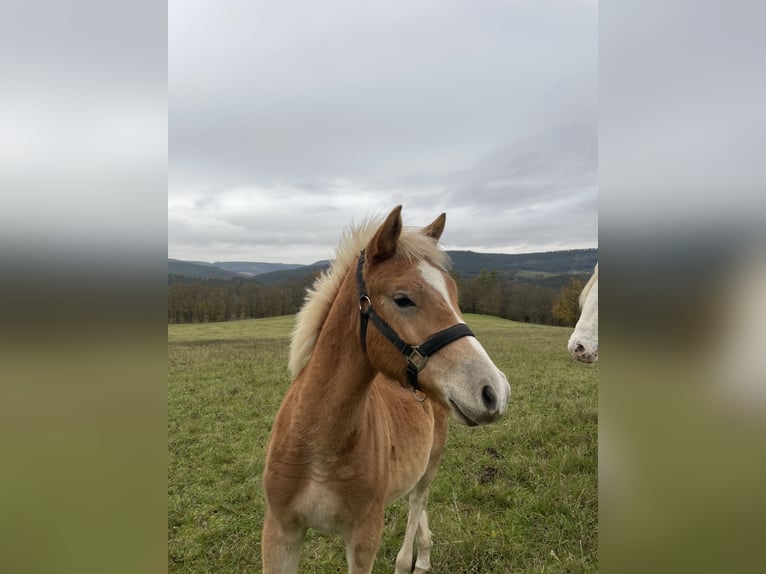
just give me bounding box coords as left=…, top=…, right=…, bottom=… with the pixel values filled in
left=568, top=263, right=598, bottom=363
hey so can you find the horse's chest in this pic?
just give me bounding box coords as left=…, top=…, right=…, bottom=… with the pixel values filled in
left=294, top=480, right=347, bottom=534
left=271, top=451, right=380, bottom=533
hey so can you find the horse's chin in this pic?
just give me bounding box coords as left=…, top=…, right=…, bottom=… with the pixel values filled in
left=571, top=350, right=598, bottom=364
left=448, top=399, right=480, bottom=427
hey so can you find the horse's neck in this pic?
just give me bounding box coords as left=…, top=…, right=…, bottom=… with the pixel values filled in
left=294, top=274, right=377, bottom=445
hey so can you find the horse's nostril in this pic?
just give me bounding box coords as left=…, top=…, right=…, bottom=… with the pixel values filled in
left=574, top=344, right=585, bottom=354
left=481, top=385, right=497, bottom=411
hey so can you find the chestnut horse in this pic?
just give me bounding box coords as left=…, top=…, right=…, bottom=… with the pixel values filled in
left=262, top=206, right=510, bottom=573
left=568, top=263, right=598, bottom=363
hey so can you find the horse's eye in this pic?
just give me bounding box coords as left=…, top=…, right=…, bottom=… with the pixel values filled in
left=393, top=295, right=416, bottom=308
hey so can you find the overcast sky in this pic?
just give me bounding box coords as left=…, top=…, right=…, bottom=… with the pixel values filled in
left=169, top=0, right=597, bottom=264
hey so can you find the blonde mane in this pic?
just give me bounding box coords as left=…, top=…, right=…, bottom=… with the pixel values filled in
left=288, top=216, right=450, bottom=377
left=579, top=262, right=598, bottom=307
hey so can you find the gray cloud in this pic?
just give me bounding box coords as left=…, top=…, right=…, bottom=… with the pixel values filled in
left=169, top=0, right=597, bottom=263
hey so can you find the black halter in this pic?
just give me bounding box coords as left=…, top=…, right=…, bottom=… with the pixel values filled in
left=356, top=249, right=474, bottom=395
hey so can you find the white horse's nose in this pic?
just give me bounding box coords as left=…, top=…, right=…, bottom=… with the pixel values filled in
left=570, top=342, right=598, bottom=363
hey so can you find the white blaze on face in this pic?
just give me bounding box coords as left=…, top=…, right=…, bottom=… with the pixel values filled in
left=417, top=260, right=461, bottom=322
left=417, top=260, right=510, bottom=424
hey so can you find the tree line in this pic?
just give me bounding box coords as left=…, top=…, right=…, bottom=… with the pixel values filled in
left=168, top=271, right=585, bottom=327
left=455, top=270, right=583, bottom=326
left=167, top=276, right=310, bottom=324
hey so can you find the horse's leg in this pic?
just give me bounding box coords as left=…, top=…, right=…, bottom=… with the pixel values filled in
left=412, top=508, right=433, bottom=574
left=394, top=486, right=430, bottom=574
left=261, top=511, right=305, bottom=574
left=343, top=507, right=385, bottom=574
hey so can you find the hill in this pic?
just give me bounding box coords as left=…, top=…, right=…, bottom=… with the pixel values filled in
left=167, top=259, right=240, bottom=279
left=253, top=261, right=331, bottom=285
left=447, top=248, right=597, bottom=278
left=167, top=259, right=306, bottom=279
left=212, top=261, right=304, bottom=277
left=168, top=249, right=597, bottom=286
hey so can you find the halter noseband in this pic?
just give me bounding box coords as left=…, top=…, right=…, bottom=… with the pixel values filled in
left=356, top=250, right=474, bottom=397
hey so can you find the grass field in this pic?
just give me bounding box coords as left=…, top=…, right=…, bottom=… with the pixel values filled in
left=169, top=314, right=597, bottom=573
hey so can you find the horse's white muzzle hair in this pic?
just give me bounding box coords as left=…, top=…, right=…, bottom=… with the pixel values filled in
left=568, top=334, right=598, bottom=363
left=435, top=337, right=510, bottom=427
left=454, top=371, right=509, bottom=427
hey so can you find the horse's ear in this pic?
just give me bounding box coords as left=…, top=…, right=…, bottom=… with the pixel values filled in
left=422, top=213, right=446, bottom=241
left=368, top=205, right=403, bottom=262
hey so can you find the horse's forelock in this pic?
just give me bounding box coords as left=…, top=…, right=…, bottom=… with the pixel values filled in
left=288, top=217, right=449, bottom=378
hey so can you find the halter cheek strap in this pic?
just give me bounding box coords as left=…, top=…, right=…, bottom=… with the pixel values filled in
left=356, top=250, right=474, bottom=395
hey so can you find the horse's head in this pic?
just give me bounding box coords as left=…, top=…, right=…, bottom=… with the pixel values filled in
left=358, top=206, right=510, bottom=426
left=568, top=263, right=599, bottom=363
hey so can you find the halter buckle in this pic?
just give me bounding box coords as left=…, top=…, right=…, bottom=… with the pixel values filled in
left=407, top=347, right=429, bottom=372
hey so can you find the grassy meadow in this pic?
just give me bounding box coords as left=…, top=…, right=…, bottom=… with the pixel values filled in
left=168, top=314, right=597, bottom=573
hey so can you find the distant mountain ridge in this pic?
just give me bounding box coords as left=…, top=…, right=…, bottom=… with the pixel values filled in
left=168, top=248, right=597, bottom=285
left=167, top=259, right=240, bottom=279
left=446, top=248, right=597, bottom=276
left=212, top=261, right=304, bottom=277
left=167, top=259, right=304, bottom=279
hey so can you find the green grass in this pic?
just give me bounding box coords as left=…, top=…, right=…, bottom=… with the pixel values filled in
left=169, top=314, right=597, bottom=573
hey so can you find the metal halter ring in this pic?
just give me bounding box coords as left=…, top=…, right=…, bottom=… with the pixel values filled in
left=359, top=295, right=371, bottom=313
